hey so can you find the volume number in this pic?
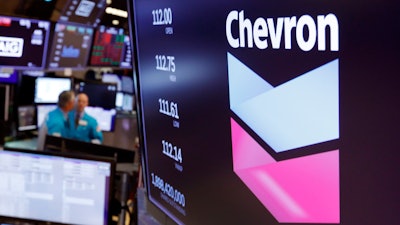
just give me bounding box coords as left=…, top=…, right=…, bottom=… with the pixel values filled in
left=151, top=173, right=186, bottom=207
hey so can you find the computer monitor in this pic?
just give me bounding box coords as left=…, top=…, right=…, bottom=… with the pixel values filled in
left=59, top=0, right=107, bottom=27
left=22, top=70, right=46, bottom=77
left=102, top=73, right=122, bottom=91
left=0, top=16, right=51, bottom=69
left=90, top=26, right=126, bottom=67
left=47, top=23, right=94, bottom=70
left=115, top=92, right=124, bottom=108
left=84, top=106, right=116, bottom=132
left=35, top=77, right=72, bottom=103
left=17, top=74, right=36, bottom=105
left=77, top=81, right=117, bottom=109
left=36, top=104, right=57, bottom=127
left=0, top=71, right=18, bottom=84
left=122, top=93, right=134, bottom=112
left=120, top=76, right=134, bottom=94
left=17, top=105, right=37, bottom=131
left=0, top=148, right=115, bottom=225
left=44, top=135, right=135, bottom=163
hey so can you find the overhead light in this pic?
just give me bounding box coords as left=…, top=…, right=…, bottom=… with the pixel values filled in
left=106, top=0, right=112, bottom=4
left=112, top=20, right=119, bottom=25
left=105, top=7, right=128, bottom=18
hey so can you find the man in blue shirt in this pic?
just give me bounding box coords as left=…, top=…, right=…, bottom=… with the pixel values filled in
left=46, top=90, right=75, bottom=138
left=68, top=93, right=103, bottom=143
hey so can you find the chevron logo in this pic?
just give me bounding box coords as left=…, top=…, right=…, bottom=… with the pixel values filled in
left=228, top=52, right=340, bottom=223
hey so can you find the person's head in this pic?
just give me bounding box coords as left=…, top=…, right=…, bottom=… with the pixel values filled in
left=58, top=90, right=75, bottom=112
left=76, top=93, right=89, bottom=113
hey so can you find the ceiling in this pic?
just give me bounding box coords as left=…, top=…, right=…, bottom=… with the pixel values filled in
left=0, top=0, right=130, bottom=29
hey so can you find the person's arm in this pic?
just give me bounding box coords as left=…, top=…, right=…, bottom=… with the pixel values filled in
left=46, top=112, right=63, bottom=137
left=90, top=119, right=103, bottom=143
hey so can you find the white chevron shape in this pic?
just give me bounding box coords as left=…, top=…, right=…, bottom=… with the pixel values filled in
left=228, top=52, right=339, bottom=152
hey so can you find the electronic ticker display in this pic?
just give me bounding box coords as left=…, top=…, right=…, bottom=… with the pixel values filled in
left=120, top=35, right=133, bottom=68
left=59, top=0, right=107, bottom=27
left=0, top=16, right=50, bottom=69
left=47, top=23, right=94, bottom=70
left=132, top=0, right=400, bottom=225
left=90, top=26, right=126, bottom=67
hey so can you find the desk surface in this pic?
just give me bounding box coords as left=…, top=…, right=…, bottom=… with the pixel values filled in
left=117, top=162, right=139, bottom=173
left=4, top=138, right=38, bottom=150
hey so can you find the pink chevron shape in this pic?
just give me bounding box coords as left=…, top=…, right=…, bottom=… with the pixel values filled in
left=231, top=118, right=340, bottom=223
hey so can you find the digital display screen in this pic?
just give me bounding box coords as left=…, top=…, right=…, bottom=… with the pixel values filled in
left=90, top=26, right=126, bottom=67
left=77, top=82, right=117, bottom=109
left=122, top=93, right=134, bottom=111
left=21, top=70, right=45, bottom=77
left=116, top=92, right=134, bottom=111
left=132, top=0, right=400, bottom=225
left=17, top=74, right=36, bottom=105
left=47, top=23, right=93, bottom=69
left=0, top=16, right=50, bottom=69
left=35, top=77, right=72, bottom=103
left=120, top=75, right=134, bottom=93
left=59, top=0, right=107, bottom=27
left=17, top=105, right=36, bottom=131
left=120, top=35, right=133, bottom=68
left=84, top=106, right=116, bottom=132
left=0, top=149, right=113, bottom=225
left=115, top=92, right=123, bottom=108
left=102, top=73, right=122, bottom=91
left=0, top=71, right=18, bottom=84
